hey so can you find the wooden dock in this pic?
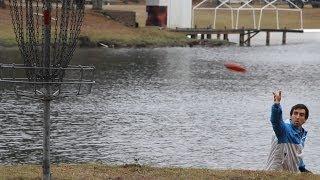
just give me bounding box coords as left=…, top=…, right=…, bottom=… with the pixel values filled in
left=172, top=28, right=304, bottom=46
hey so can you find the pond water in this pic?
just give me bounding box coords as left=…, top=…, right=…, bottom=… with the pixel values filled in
left=1, top=31, right=320, bottom=173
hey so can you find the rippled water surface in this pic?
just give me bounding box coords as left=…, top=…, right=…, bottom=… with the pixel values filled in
left=1, top=32, right=320, bottom=172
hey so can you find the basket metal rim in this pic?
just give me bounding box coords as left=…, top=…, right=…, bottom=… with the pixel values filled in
left=0, top=63, right=95, bottom=70
left=0, top=79, right=95, bottom=84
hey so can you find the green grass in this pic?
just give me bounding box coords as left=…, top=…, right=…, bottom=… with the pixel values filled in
left=0, top=27, right=17, bottom=47
left=0, top=15, right=226, bottom=48
left=0, top=164, right=319, bottom=179
left=0, top=8, right=197, bottom=48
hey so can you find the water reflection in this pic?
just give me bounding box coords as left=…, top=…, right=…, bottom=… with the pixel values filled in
left=0, top=32, right=320, bottom=172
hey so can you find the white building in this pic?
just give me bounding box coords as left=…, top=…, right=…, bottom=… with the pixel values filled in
left=167, top=0, right=192, bottom=28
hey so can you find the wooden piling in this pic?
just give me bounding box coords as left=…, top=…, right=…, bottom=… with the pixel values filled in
left=247, top=31, right=251, bottom=46
left=223, top=34, right=229, bottom=41
left=201, top=34, right=205, bottom=40
left=239, top=28, right=245, bottom=46
left=282, top=27, right=287, bottom=45
left=239, top=33, right=244, bottom=46
left=207, top=34, right=212, bottom=39
left=217, top=34, right=221, bottom=40
left=191, top=34, right=196, bottom=39
left=223, top=26, right=228, bottom=41
left=266, top=31, right=270, bottom=46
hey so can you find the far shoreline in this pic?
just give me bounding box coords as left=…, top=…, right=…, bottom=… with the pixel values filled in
left=0, top=8, right=234, bottom=50
left=0, top=38, right=235, bottom=49
left=77, top=36, right=235, bottom=48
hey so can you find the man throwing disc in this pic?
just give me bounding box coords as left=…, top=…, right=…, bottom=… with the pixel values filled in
left=266, top=90, right=312, bottom=173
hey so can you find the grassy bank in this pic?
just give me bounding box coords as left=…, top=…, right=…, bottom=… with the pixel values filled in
left=0, top=164, right=319, bottom=179
left=80, top=11, right=230, bottom=48
left=0, top=8, right=230, bottom=48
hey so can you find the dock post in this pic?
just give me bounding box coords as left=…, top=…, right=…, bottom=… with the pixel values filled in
left=223, top=34, right=229, bottom=41
left=217, top=34, right=221, bottom=40
left=247, top=31, right=251, bottom=46
left=191, top=34, right=196, bottom=39
left=201, top=34, right=205, bottom=40
left=207, top=34, right=212, bottom=39
left=282, top=27, right=287, bottom=45
left=266, top=31, right=270, bottom=46
left=239, top=27, right=245, bottom=46
left=223, top=26, right=229, bottom=41
left=239, top=33, right=244, bottom=46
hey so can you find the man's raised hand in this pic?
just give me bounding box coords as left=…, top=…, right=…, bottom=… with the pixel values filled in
left=273, top=90, right=281, bottom=104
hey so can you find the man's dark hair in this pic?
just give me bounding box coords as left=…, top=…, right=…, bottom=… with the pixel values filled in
left=290, top=104, right=309, bottom=119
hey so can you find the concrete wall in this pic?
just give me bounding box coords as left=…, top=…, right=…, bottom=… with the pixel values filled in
left=101, top=10, right=137, bottom=27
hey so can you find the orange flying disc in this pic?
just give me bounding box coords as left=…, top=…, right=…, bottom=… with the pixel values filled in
left=224, top=62, right=246, bottom=73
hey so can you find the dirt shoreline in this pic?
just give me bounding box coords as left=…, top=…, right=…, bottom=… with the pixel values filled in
left=77, top=35, right=234, bottom=48
left=0, top=163, right=319, bottom=179
left=0, top=38, right=234, bottom=49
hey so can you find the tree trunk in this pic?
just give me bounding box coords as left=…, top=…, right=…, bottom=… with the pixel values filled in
left=92, top=0, right=102, bottom=10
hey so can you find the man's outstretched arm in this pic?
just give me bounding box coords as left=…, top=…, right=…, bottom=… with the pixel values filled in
left=270, top=91, right=286, bottom=139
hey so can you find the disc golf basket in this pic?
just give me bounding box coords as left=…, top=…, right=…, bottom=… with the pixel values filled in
left=0, top=0, right=95, bottom=179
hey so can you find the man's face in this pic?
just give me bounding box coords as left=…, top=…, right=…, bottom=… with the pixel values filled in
left=291, top=108, right=307, bottom=128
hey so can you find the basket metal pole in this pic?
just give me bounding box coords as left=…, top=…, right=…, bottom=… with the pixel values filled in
left=43, top=97, right=51, bottom=180
left=43, top=0, right=52, bottom=179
